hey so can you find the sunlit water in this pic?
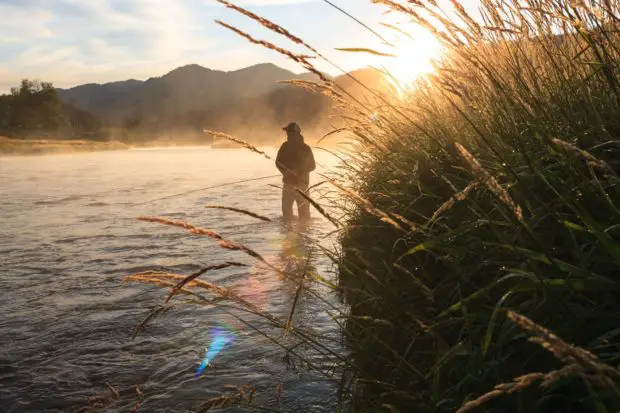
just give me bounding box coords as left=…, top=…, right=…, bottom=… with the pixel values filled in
left=0, top=147, right=343, bottom=412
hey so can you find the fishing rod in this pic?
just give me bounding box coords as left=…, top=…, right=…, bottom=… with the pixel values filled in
left=132, top=174, right=281, bottom=206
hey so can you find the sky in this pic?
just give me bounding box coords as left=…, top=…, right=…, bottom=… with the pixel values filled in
left=0, top=0, right=481, bottom=93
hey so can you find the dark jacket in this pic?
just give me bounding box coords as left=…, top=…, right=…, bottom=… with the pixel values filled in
left=276, top=133, right=316, bottom=185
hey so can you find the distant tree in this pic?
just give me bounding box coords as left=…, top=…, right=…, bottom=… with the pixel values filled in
left=5, top=79, right=65, bottom=136
left=124, top=113, right=142, bottom=130
left=63, top=104, right=103, bottom=139
left=0, top=79, right=103, bottom=139
left=0, top=94, right=12, bottom=135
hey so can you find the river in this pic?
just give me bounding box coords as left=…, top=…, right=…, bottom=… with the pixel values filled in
left=0, top=147, right=343, bottom=413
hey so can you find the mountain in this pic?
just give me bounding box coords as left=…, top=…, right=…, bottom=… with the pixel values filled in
left=56, top=63, right=385, bottom=144
left=57, top=79, right=142, bottom=120
left=57, top=63, right=321, bottom=127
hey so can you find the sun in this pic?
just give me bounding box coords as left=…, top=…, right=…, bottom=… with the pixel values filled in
left=382, top=24, right=444, bottom=90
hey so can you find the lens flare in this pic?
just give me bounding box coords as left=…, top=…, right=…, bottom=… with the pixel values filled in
left=195, top=327, right=235, bottom=378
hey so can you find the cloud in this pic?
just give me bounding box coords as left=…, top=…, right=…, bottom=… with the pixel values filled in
left=1, top=0, right=478, bottom=92
left=234, top=0, right=315, bottom=3
left=0, top=0, right=218, bottom=90
left=215, top=0, right=316, bottom=4
left=15, top=45, right=77, bottom=67
left=52, top=0, right=203, bottom=60
left=0, top=3, right=53, bottom=43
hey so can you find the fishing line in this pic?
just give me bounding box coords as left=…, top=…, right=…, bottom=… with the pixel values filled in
left=131, top=174, right=280, bottom=206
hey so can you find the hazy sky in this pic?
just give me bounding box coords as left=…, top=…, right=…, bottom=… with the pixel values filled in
left=0, top=0, right=480, bottom=92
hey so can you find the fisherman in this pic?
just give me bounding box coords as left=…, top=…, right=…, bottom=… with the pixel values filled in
left=276, top=122, right=316, bottom=222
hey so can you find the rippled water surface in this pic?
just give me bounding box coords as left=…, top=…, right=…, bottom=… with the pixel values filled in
left=0, top=147, right=342, bottom=413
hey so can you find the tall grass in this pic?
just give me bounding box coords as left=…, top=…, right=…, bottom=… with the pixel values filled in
left=127, top=0, right=620, bottom=412
left=334, top=0, right=620, bottom=411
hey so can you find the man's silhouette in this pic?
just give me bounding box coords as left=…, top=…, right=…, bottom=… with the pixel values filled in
left=275, top=122, right=316, bottom=222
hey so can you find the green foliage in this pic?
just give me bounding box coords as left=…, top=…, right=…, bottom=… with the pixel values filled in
left=336, top=1, right=620, bottom=412
left=0, top=79, right=105, bottom=139
left=2, top=79, right=65, bottom=136
left=63, top=103, right=103, bottom=138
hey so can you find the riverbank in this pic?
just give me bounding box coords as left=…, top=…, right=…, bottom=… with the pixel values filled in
left=0, top=133, right=341, bottom=156
left=0, top=137, right=235, bottom=156
left=0, top=136, right=129, bottom=156
left=332, top=4, right=620, bottom=413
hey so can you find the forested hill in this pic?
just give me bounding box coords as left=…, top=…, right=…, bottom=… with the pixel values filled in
left=56, top=63, right=320, bottom=126
left=0, top=80, right=103, bottom=140
left=1, top=64, right=384, bottom=144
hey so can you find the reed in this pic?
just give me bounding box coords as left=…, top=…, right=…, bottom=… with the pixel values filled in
left=74, top=382, right=144, bottom=412
left=164, top=262, right=248, bottom=303
left=205, top=205, right=272, bottom=222
left=202, top=129, right=272, bottom=159
left=294, top=188, right=342, bottom=228
left=331, top=0, right=620, bottom=410
left=456, top=311, right=620, bottom=413
left=196, top=384, right=257, bottom=412
left=137, top=216, right=222, bottom=240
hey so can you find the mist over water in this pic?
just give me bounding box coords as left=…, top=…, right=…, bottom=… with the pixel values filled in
left=0, top=147, right=342, bottom=412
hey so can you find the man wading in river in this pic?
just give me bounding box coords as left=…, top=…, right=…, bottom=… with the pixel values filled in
left=276, top=122, right=316, bottom=222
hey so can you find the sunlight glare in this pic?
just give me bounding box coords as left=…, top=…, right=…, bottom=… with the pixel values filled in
left=383, top=24, right=444, bottom=90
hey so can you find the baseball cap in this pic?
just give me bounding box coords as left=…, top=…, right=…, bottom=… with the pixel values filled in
left=282, top=122, right=301, bottom=134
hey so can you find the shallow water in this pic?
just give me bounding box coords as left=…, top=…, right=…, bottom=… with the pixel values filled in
left=0, top=147, right=343, bottom=412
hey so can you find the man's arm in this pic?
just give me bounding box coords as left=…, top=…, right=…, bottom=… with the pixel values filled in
left=275, top=143, right=288, bottom=174
left=305, top=146, right=316, bottom=172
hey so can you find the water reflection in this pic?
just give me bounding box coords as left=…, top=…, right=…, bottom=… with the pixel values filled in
left=280, top=222, right=311, bottom=272
left=1, top=148, right=341, bottom=412
left=230, top=220, right=319, bottom=315
left=273, top=220, right=322, bottom=329
left=279, top=220, right=319, bottom=277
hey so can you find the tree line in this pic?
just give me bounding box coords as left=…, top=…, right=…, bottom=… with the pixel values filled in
left=0, top=78, right=335, bottom=143
left=0, top=79, right=105, bottom=140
